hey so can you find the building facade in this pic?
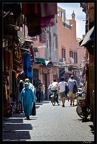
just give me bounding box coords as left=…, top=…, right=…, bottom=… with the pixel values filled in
left=57, top=6, right=86, bottom=82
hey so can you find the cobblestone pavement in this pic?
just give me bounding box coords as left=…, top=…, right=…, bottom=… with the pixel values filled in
left=2, top=99, right=94, bottom=142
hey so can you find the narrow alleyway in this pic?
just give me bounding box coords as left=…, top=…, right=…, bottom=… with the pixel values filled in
left=3, top=100, right=94, bottom=142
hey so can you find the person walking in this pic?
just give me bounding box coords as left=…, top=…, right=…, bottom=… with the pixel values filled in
left=19, top=82, right=36, bottom=120
left=15, top=79, right=24, bottom=113
left=41, top=83, right=45, bottom=101
left=48, top=81, right=53, bottom=99
left=68, top=75, right=78, bottom=106
left=36, top=79, right=42, bottom=103
left=50, top=79, right=59, bottom=105
left=25, top=78, right=37, bottom=101
left=58, top=77, right=68, bottom=107
left=25, top=78, right=35, bottom=94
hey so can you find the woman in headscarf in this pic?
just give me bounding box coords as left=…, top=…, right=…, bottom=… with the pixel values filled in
left=19, top=82, right=36, bottom=120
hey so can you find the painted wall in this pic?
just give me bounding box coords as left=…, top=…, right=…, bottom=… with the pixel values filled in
left=76, top=39, right=86, bottom=66
left=57, top=10, right=86, bottom=66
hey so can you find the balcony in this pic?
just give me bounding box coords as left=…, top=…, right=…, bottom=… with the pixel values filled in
left=62, top=22, right=71, bottom=30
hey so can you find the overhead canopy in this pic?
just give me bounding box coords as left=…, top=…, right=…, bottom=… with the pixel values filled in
left=80, top=26, right=94, bottom=56
left=35, top=58, right=53, bottom=66
left=80, top=26, right=94, bottom=47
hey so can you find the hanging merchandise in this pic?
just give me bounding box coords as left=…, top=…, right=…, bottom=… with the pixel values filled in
left=3, top=49, right=6, bottom=72
left=27, top=15, right=41, bottom=37
left=4, top=95, right=12, bottom=117
left=40, top=3, right=57, bottom=28
left=40, top=3, right=57, bottom=17
left=19, top=71, right=25, bottom=80
left=13, top=43, right=23, bottom=72
left=22, top=54, right=33, bottom=81
left=82, top=62, right=89, bottom=78
left=41, top=15, right=56, bottom=28
left=9, top=50, right=13, bottom=69
left=22, top=3, right=41, bottom=37
left=22, top=3, right=57, bottom=36
left=5, top=50, right=9, bottom=71
left=30, top=47, right=35, bottom=63
left=22, top=3, right=40, bottom=15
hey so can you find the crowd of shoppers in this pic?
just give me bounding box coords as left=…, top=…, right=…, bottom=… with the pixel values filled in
left=48, top=75, right=78, bottom=107
left=13, top=74, right=79, bottom=120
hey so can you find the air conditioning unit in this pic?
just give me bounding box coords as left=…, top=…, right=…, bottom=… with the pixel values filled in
left=68, top=57, right=74, bottom=64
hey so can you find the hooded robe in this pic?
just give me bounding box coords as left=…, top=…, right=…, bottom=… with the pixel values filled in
left=19, top=83, right=35, bottom=116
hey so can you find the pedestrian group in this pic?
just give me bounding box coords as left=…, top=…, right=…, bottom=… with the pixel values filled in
left=48, top=75, right=78, bottom=107
left=14, top=74, right=78, bottom=120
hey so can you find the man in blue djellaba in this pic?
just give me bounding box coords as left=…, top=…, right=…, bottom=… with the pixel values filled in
left=19, top=82, right=36, bottom=120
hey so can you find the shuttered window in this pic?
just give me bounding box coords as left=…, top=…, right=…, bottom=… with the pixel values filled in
left=74, top=52, right=78, bottom=63
left=69, top=50, right=73, bottom=58
left=62, top=47, right=66, bottom=59
left=39, top=29, right=46, bottom=43
left=33, top=69, right=39, bottom=80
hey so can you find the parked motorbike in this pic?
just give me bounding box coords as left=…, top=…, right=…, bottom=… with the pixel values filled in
left=50, top=90, right=59, bottom=106
left=76, top=90, right=90, bottom=121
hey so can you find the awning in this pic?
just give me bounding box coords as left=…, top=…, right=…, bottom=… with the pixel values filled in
left=79, top=39, right=83, bottom=46
left=35, top=58, right=53, bottom=66
left=80, top=26, right=94, bottom=56
left=80, top=26, right=94, bottom=47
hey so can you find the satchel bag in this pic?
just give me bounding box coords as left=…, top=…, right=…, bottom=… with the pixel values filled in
left=65, top=83, right=69, bottom=94
left=73, top=82, right=78, bottom=94
left=32, top=102, right=36, bottom=116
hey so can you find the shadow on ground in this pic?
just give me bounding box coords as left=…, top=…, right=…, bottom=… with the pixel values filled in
left=2, top=100, right=50, bottom=141
left=89, top=125, right=94, bottom=135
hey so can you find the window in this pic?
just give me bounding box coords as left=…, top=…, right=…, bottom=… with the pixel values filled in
left=39, top=29, right=46, bottom=43
left=69, top=50, right=73, bottom=58
left=49, top=32, right=51, bottom=48
left=76, top=53, right=78, bottom=63
left=59, top=11, right=62, bottom=17
left=63, top=22, right=71, bottom=29
left=62, top=47, right=66, bottom=59
left=69, top=51, right=78, bottom=63
left=46, top=39, right=49, bottom=49
left=46, top=31, right=50, bottom=49
left=53, top=34, right=58, bottom=50
left=74, top=52, right=78, bottom=63
left=33, top=69, right=39, bottom=80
